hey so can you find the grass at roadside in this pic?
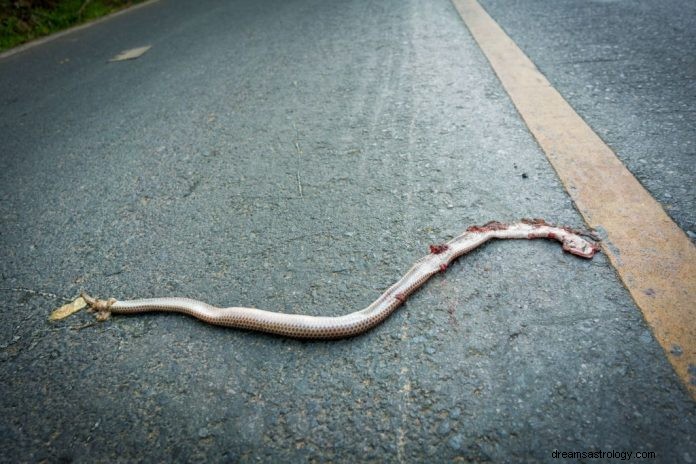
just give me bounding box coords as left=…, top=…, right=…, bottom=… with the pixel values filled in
left=0, top=0, right=146, bottom=52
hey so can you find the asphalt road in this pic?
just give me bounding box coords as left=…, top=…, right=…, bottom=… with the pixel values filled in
left=1, top=0, right=694, bottom=462
left=480, top=0, right=696, bottom=239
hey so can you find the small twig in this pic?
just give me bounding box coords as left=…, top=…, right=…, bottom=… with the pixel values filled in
left=71, top=321, right=99, bottom=331
left=0, top=287, right=71, bottom=301
left=292, top=122, right=304, bottom=199
left=77, top=0, right=93, bottom=18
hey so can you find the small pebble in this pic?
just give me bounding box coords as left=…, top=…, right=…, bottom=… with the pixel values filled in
left=639, top=330, right=653, bottom=344
left=450, top=407, right=462, bottom=419
left=437, top=420, right=451, bottom=435
left=448, top=434, right=463, bottom=450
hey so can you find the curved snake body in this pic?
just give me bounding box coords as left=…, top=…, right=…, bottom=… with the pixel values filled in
left=82, top=219, right=599, bottom=339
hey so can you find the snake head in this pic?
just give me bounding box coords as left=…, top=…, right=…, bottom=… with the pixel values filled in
left=561, top=234, right=600, bottom=259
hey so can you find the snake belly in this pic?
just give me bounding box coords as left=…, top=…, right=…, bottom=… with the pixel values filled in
left=82, top=219, right=599, bottom=339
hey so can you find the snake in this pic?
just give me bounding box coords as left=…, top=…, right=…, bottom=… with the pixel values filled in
left=81, top=219, right=600, bottom=339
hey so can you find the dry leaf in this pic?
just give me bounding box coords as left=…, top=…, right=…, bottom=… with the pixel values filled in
left=109, top=45, right=152, bottom=62
left=49, top=297, right=86, bottom=321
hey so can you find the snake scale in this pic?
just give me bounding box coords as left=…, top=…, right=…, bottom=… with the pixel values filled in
left=82, top=219, right=600, bottom=339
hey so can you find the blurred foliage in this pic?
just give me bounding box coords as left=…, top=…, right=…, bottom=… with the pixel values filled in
left=0, top=0, right=145, bottom=51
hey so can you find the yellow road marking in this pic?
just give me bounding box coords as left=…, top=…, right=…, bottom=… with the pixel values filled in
left=452, top=0, right=696, bottom=399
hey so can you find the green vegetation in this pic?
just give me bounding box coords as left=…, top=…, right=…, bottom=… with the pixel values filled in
left=0, top=0, right=145, bottom=52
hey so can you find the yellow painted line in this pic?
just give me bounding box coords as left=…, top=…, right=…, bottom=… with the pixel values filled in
left=452, top=0, right=696, bottom=399
left=0, top=0, right=160, bottom=61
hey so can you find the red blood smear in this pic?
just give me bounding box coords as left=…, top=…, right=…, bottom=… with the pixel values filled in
left=466, top=221, right=508, bottom=233
left=429, top=244, right=449, bottom=254
left=439, top=264, right=448, bottom=273
left=521, top=218, right=551, bottom=227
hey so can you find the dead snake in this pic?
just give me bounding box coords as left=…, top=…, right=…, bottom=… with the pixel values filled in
left=82, top=219, right=600, bottom=339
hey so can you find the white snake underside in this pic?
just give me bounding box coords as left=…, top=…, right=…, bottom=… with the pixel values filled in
left=82, top=219, right=600, bottom=339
